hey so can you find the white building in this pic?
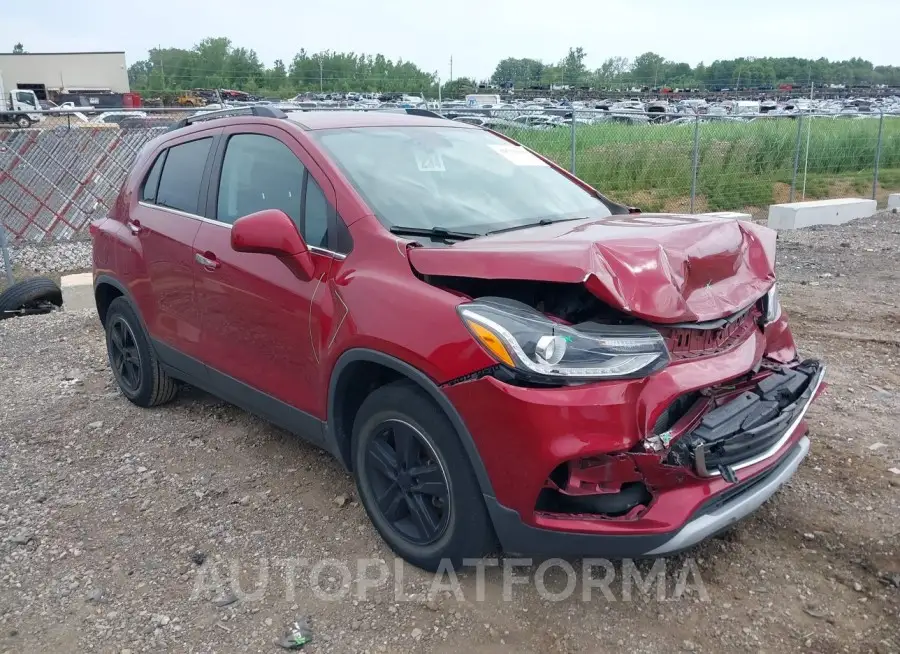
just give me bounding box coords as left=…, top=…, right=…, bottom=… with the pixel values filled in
left=0, top=51, right=130, bottom=99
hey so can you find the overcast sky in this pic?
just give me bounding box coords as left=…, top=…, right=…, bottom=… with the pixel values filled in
left=3, top=0, right=898, bottom=79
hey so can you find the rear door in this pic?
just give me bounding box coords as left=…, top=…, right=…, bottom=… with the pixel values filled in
left=191, top=124, right=346, bottom=427
left=124, top=130, right=219, bottom=369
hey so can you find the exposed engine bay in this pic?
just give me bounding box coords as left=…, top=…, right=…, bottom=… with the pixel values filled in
left=423, top=276, right=634, bottom=325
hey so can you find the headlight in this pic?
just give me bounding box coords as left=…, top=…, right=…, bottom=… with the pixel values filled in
left=763, top=284, right=781, bottom=324
left=458, top=298, right=669, bottom=382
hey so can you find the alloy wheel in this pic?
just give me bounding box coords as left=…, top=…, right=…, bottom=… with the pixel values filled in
left=109, top=316, right=142, bottom=394
left=363, top=418, right=451, bottom=545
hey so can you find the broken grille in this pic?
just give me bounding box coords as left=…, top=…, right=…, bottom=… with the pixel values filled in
left=659, top=307, right=760, bottom=361
left=668, top=359, right=824, bottom=478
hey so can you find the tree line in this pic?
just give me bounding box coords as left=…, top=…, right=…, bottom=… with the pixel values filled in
left=493, top=49, right=900, bottom=90
left=126, top=38, right=440, bottom=97
left=123, top=38, right=900, bottom=98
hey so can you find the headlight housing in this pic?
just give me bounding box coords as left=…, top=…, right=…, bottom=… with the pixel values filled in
left=458, top=298, right=669, bottom=382
left=763, top=284, right=781, bottom=324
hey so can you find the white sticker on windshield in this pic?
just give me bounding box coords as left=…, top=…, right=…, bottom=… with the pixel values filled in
left=489, top=144, right=548, bottom=166
left=415, top=152, right=446, bottom=172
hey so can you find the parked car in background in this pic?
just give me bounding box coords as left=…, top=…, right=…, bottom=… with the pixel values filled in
left=117, top=117, right=176, bottom=129
left=92, top=111, right=149, bottom=126
left=92, top=107, right=824, bottom=571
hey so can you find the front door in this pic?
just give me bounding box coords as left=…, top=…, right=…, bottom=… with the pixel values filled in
left=191, top=125, right=341, bottom=428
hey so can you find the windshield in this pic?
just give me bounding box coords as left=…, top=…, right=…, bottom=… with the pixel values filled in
left=312, top=126, right=611, bottom=234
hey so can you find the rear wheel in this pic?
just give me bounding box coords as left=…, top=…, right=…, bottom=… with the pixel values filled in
left=352, top=380, right=496, bottom=571
left=104, top=297, right=179, bottom=407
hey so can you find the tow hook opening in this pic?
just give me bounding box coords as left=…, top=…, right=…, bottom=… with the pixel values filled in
left=536, top=455, right=653, bottom=519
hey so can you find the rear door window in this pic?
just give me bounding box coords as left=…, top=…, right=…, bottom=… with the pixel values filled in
left=155, top=137, right=213, bottom=214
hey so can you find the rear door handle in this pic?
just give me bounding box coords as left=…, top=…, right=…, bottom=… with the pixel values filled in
left=127, top=219, right=142, bottom=235
left=195, top=252, right=220, bottom=270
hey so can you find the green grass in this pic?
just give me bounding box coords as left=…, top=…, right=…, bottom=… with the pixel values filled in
left=507, top=116, right=900, bottom=212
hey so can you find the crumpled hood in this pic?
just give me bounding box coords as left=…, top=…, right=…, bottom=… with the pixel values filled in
left=407, top=213, right=777, bottom=323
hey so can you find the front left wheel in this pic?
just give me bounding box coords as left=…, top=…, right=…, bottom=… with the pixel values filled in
left=104, top=297, right=179, bottom=407
left=351, top=380, right=496, bottom=571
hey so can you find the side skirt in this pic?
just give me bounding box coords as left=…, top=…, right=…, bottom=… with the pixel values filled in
left=152, top=338, right=330, bottom=451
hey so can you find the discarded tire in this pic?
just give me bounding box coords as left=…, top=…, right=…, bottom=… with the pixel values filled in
left=0, top=277, right=64, bottom=319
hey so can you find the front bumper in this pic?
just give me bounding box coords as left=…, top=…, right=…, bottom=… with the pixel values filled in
left=483, top=436, right=810, bottom=557
left=444, top=324, right=823, bottom=557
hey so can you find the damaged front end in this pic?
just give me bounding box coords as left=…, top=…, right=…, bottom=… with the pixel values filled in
left=424, top=266, right=821, bottom=525
left=535, top=359, right=825, bottom=523
left=409, top=214, right=824, bottom=541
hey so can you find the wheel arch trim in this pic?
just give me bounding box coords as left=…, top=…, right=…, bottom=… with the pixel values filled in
left=326, top=348, right=496, bottom=500
left=93, top=275, right=141, bottom=324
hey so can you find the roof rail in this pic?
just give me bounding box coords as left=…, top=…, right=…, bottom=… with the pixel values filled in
left=403, top=108, right=446, bottom=119
left=374, top=107, right=446, bottom=119
left=168, top=105, right=287, bottom=131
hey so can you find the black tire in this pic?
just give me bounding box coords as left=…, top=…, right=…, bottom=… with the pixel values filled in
left=104, top=297, right=179, bottom=407
left=352, top=380, right=496, bottom=571
left=15, top=115, right=31, bottom=129
left=0, top=277, right=62, bottom=319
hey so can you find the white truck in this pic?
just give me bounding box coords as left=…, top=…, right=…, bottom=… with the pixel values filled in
left=0, top=72, right=43, bottom=128
left=465, top=93, right=501, bottom=108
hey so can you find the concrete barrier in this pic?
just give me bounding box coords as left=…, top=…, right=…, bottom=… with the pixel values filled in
left=888, top=193, right=900, bottom=211
left=767, top=198, right=877, bottom=230
left=60, top=272, right=94, bottom=312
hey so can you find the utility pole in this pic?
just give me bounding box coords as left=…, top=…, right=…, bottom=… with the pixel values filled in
left=319, top=58, right=324, bottom=93
left=449, top=56, right=453, bottom=85
left=158, top=44, right=165, bottom=89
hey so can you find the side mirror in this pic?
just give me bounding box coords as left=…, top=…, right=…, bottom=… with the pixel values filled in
left=231, top=209, right=315, bottom=280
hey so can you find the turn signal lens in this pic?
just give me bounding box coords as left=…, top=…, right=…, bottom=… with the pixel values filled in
left=465, top=319, right=515, bottom=367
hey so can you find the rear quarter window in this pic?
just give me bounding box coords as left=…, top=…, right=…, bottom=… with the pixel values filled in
left=140, top=151, right=167, bottom=203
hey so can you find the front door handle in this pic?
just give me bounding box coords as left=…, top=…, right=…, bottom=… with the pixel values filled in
left=194, top=252, right=220, bottom=270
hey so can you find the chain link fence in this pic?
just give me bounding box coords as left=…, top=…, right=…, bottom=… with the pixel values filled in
left=486, top=109, right=900, bottom=214
left=2, top=108, right=899, bottom=247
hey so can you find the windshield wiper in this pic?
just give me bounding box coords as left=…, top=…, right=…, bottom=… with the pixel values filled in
left=389, top=226, right=479, bottom=241
left=487, top=216, right=589, bottom=236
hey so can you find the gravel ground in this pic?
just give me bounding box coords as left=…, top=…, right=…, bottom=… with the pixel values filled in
left=0, top=239, right=92, bottom=279
left=1, top=214, right=899, bottom=654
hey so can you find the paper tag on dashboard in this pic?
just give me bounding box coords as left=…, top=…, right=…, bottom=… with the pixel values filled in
left=489, top=144, right=547, bottom=166
left=415, top=152, right=445, bottom=172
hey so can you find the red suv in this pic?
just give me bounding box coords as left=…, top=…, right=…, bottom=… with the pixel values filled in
left=91, top=106, right=825, bottom=571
